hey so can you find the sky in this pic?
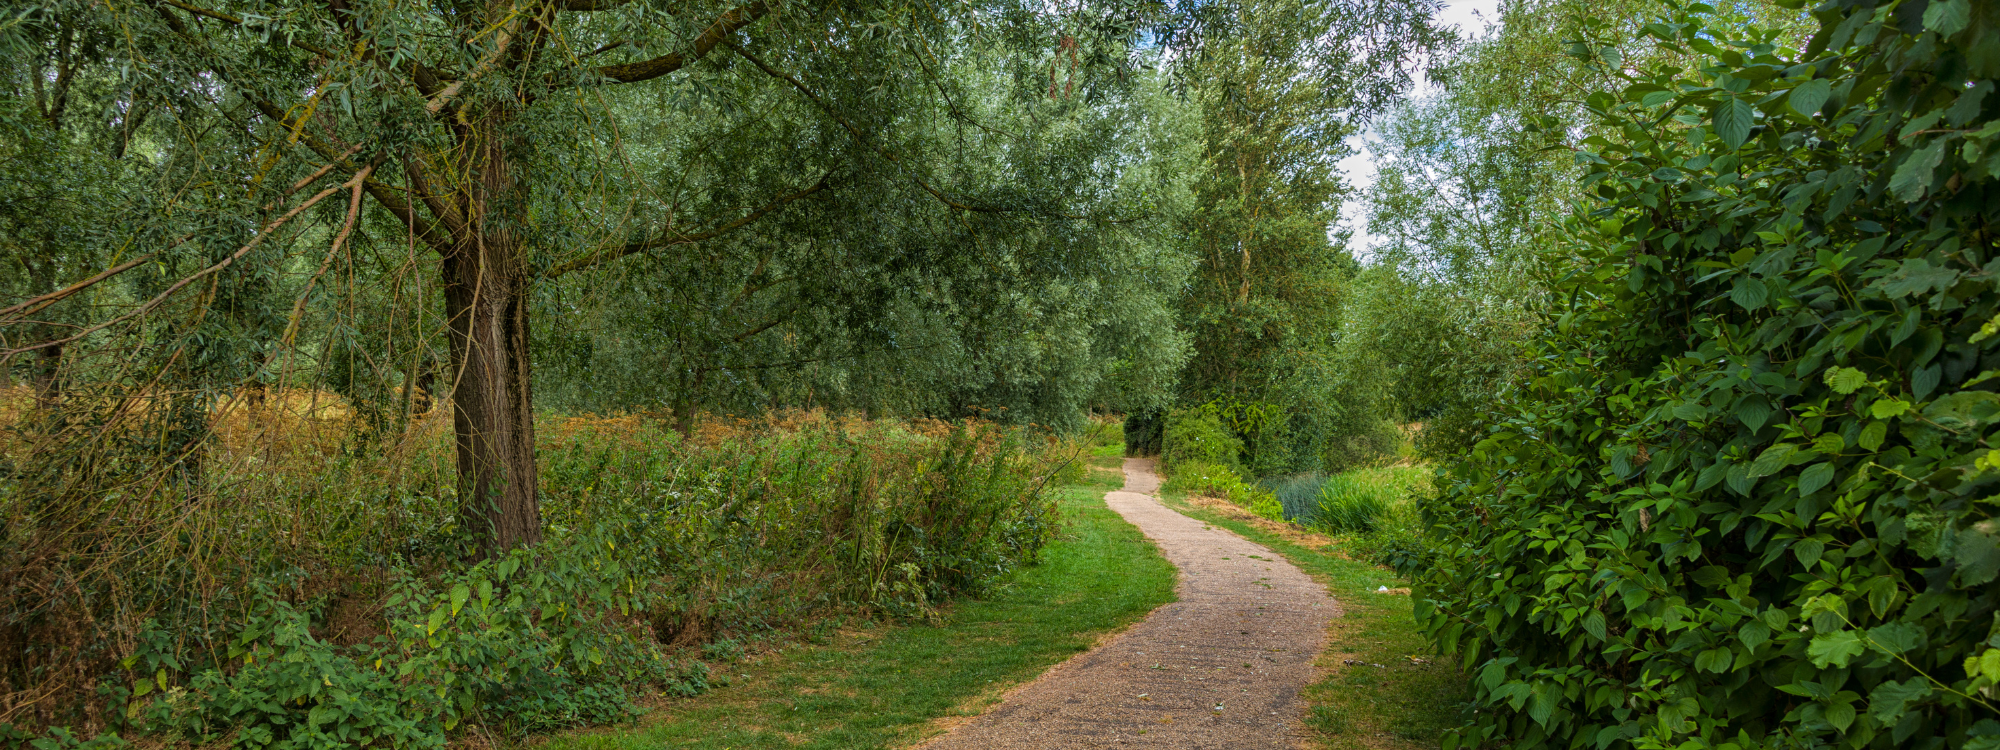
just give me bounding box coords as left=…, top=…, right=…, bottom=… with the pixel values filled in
left=1335, top=0, right=1501, bottom=256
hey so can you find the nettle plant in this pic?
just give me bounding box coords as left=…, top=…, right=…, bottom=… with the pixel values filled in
left=1413, top=1, right=2000, bottom=748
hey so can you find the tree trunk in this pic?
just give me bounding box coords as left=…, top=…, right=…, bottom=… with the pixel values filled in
left=442, top=108, right=542, bottom=558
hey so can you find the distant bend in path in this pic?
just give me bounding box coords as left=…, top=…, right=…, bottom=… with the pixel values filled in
left=920, top=457, right=1338, bottom=749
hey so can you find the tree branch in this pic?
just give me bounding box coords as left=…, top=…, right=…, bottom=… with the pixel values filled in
left=1, top=169, right=363, bottom=361
left=153, top=0, right=341, bottom=59
left=592, top=1, right=770, bottom=83
left=542, top=174, right=829, bottom=278
left=724, top=40, right=1002, bottom=214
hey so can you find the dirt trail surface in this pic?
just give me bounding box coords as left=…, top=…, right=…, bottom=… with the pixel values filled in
left=920, top=458, right=1338, bottom=749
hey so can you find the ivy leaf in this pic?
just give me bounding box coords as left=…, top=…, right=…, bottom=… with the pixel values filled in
left=1798, top=462, right=1835, bottom=496
left=1732, top=274, right=1770, bottom=309
left=1809, top=631, right=1866, bottom=668
left=1890, top=140, right=1948, bottom=203
left=1713, top=97, right=1754, bottom=149
left=1790, top=78, right=1831, bottom=116
left=1824, top=366, right=1867, bottom=394
left=1923, top=0, right=1971, bottom=35
left=1869, top=678, right=1931, bottom=725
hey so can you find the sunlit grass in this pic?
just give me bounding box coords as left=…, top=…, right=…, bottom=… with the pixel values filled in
left=525, top=449, right=1176, bottom=750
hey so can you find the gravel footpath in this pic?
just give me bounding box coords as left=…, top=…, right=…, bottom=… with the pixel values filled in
left=920, top=457, right=1338, bottom=749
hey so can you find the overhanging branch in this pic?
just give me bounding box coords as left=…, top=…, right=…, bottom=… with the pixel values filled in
left=592, top=1, right=770, bottom=83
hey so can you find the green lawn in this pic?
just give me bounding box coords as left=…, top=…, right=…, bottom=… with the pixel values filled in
left=528, top=453, right=1175, bottom=750
left=1157, top=490, right=1468, bottom=749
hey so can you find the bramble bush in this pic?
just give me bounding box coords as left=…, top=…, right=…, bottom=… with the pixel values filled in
left=1413, top=1, right=2000, bottom=747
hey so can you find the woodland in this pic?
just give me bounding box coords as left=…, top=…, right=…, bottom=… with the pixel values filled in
left=1, top=0, right=1997, bottom=747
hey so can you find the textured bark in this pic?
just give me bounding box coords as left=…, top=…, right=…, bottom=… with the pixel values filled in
left=441, top=108, right=542, bottom=557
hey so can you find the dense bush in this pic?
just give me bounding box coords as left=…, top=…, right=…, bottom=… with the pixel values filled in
left=1415, top=2, right=2000, bottom=748
left=0, top=402, right=1060, bottom=747
left=1161, top=404, right=1247, bottom=473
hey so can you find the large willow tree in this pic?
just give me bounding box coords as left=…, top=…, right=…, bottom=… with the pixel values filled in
left=0, top=0, right=1184, bottom=556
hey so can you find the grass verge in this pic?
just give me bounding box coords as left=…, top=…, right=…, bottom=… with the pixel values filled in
left=1157, top=487, right=1467, bottom=749
left=526, top=452, right=1174, bottom=750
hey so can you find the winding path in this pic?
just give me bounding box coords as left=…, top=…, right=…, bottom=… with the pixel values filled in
left=921, top=457, right=1339, bottom=749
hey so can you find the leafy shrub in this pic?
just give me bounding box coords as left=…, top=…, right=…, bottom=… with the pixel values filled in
left=1161, top=405, right=1245, bottom=473
left=1415, top=4, right=2000, bottom=748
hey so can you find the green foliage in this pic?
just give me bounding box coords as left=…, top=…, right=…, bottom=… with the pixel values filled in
left=1161, top=404, right=1247, bottom=472
left=1168, top=0, right=1449, bottom=476
left=0, top=414, right=1058, bottom=744
left=1415, top=2, right=2000, bottom=747
left=1312, top=478, right=1394, bottom=535
left=1161, top=460, right=1280, bottom=520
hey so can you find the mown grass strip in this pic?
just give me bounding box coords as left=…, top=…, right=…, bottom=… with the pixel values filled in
left=1157, top=489, right=1467, bottom=750
left=528, top=455, right=1174, bottom=750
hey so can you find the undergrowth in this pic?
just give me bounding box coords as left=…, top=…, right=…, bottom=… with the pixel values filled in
left=0, top=391, right=1069, bottom=748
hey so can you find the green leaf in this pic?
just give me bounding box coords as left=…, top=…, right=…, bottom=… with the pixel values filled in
left=1528, top=682, right=1559, bottom=726
left=1824, top=366, right=1867, bottom=394
left=1713, top=97, right=1754, bottom=149
left=1749, top=443, right=1796, bottom=477
left=450, top=584, right=470, bottom=617
left=1790, top=78, right=1831, bottom=116
left=1674, top=402, right=1709, bottom=421
left=1795, top=537, right=1825, bottom=568
left=1809, top=631, right=1866, bottom=668
left=1883, top=258, right=1957, bottom=298
left=1956, top=526, right=2000, bottom=585
left=1923, top=0, right=1970, bottom=35
left=1642, top=90, right=1676, bottom=108
left=1890, top=140, right=1948, bottom=203
left=1859, top=422, right=1888, bottom=451
left=1731, top=274, right=1770, bottom=309
left=1871, top=398, right=1911, bottom=419
left=1866, top=622, right=1925, bottom=655
left=1825, top=700, right=1856, bottom=733
left=1736, top=396, right=1773, bottom=432
left=1695, top=648, right=1733, bottom=673
left=1739, top=620, right=1771, bottom=651
left=1798, top=462, right=1835, bottom=496
left=1584, top=609, right=1606, bottom=641
left=1868, top=678, right=1931, bottom=725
